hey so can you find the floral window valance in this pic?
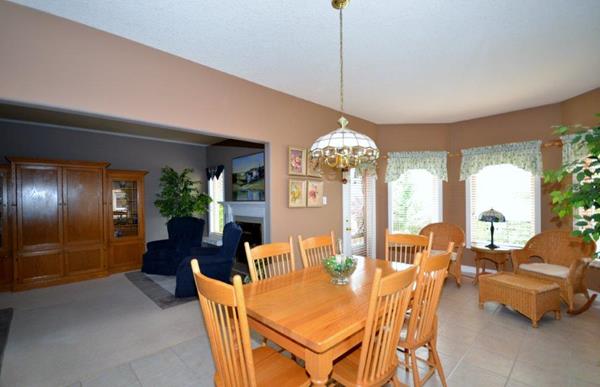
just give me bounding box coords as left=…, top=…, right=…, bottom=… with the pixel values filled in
left=385, top=151, right=448, bottom=183
left=459, top=140, right=542, bottom=181
left=561, top=133, right=590, bottom=169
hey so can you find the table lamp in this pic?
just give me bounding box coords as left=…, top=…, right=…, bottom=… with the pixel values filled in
left=478, top=208, right=506, bottom=249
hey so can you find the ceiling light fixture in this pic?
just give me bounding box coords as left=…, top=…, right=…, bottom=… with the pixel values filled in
left=309, top=0, right=380, bottom=172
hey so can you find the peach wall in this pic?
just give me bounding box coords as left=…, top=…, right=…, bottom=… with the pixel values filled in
left=0, top=2, right=377, bottom=249
left=561, top=87, right=600, bottom=127
left=2, top=2, right=599, bottom=288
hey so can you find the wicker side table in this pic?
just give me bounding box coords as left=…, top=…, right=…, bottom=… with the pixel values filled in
left=471, top=244, right=511, bottom=284
left=479, top=272, right=561, bottom=328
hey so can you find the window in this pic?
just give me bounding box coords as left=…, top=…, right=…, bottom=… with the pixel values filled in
left=208, top=171, right=225, bottom=234
left=388, top=169, right=442, bottom=234
left=467, top=164, right=540, bottom=247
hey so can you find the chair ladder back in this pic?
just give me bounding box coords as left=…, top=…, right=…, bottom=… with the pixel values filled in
left=385, top=230, right=432, bottom=265
left=356, top=266, right=418, bottom=384
left=192, top=260, right=256, bottom=387
left=245, top=237, right=296, bottom=282
left=406, top=247, right=452, bottom=345
left=298, top=231, right=336, bottom=268
left=419, top=222, right=465, bottom=251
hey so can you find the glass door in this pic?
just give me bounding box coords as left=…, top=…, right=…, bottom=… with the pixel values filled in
left=342, top=169, right=376, bottom=257
left=0, top=166, right=10, bottom=288
left=0, top=169, right=5, bottom=251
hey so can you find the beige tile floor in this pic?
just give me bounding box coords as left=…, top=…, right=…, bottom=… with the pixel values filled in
left=1, top=272, right=599, bottom=387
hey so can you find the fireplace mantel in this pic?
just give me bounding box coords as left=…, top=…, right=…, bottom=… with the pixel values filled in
left=220, top=201, right=266, bottom=219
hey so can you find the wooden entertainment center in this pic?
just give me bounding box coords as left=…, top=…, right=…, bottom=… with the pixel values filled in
left=0, top=158, right=147, bottom=291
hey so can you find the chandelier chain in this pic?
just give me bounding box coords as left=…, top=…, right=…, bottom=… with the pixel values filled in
left=339, top=8, right=344, bottom=114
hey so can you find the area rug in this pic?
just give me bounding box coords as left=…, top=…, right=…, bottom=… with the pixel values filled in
left=0, top=308, right=13, bottom=373
left=125, top=272, right=196, bottom=310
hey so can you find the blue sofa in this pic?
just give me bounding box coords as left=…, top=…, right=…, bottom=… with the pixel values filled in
left=141, top=217, right=205, bottom=275
left=175, top=222, right=242, bottom=298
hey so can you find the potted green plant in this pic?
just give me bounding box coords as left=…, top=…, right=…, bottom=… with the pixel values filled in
left=543, top=114, right=600, bottom=249
left=154, top=166, right=212, bottom=219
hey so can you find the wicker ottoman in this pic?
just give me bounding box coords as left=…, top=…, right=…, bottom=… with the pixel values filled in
left=479, top=273, right=561, bottom=327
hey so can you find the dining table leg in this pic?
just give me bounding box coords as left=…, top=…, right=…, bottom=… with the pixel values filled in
left=305, top=350, right=333, bottom=386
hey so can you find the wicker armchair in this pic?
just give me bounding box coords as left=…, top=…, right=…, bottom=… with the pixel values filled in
left=420, top=223, right=465, bottom=287
left=512, top=230, right=596, bottom=314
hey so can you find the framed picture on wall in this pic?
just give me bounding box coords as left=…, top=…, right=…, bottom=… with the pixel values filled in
left=307, top=180, right=324, bottom=207
left=306, top=156, right=322, bottom=178
left=288, top=146, right=306, bottom=176
left=232, top=152, right=266, bottom=201
left=288, top=179, right=307, bottom=208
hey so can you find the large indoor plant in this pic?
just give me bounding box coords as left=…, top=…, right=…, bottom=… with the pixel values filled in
left=154, top=166, right=212, bottom=219
left=543, top=114, right=600, bottom=248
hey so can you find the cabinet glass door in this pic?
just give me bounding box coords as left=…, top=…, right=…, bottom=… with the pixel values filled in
left=111, top=180, right=139, bottom=238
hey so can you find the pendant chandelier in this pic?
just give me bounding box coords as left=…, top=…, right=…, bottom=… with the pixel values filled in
left=309, top=0, right=380, bottom=170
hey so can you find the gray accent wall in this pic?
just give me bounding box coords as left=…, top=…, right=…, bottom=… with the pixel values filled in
left=0, top=120, right=208, bottom=242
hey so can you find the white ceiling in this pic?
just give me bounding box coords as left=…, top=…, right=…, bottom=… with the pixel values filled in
left=10, top=0, right=600, bottom=124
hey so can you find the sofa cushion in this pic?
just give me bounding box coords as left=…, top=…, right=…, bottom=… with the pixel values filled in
left=430, top=249, right=457, bottom=261
left=519, top=263, right=569, bottom=279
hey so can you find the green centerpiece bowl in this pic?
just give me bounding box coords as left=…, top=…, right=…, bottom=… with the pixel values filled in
left=322, top=255, right=357, bottom=285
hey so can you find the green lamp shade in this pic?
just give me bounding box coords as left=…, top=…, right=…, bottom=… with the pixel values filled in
left=478, top=208, right=506, bottom=223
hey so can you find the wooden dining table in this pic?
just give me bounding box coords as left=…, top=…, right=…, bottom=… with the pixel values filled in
left=243, top=256, right=413, bottom=385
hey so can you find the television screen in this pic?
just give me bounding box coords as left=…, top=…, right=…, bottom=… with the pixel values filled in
left=232, top=152, right=265, bottom=201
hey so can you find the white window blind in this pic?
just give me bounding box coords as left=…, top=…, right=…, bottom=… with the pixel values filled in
left=208, top=172, right=225, bottom=234
left=388, top=169, right=442, bottom=234
left=349, top=170, right=376, bottom=257
left=467, top=164, right=539, bottom=247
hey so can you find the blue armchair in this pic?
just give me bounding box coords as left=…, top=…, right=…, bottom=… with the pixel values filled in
left=175, top=222, right=242, bottom=298
left=141, top=217, right=205, bottom=275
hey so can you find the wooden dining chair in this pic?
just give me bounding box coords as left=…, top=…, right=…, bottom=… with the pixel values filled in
left=298, top=231, right=336, bottom=268
left=385, top=229, right=433, bottom=266
left=397, top=246, right=453, bottom=387
left=331, top=265, right=418, bottom=387
left=245, top=237, right=296, bottom=282
left=191, top=260, right=310, bottom=387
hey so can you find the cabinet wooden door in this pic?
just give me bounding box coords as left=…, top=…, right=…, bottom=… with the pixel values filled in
left=107, top=170, right=146, bottom=272
left=15, top=164, right=64, bottom=283
left=63, top=167, right=105, bottom=275
left=0, top=166, right=12, bottom=289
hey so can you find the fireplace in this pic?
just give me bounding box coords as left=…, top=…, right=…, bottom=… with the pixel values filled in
left=233, top=216, right=264, bottom=276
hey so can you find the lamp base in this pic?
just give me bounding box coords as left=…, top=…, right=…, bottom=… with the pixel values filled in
left=486, top=243, right=499, bottom=250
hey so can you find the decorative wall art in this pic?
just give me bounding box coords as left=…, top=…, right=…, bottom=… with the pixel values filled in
left=306, top=157, right=322, bottom=178
left=306, top=180, right=324, bottom=208
left=288, top=146, right=306, bottom=176
left=232, top=152, right=265, bottom=201
left=288, top=179, right=307, bottom=208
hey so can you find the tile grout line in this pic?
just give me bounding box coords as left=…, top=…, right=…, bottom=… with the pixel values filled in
left=437, top=280, right=487, bottom=382
left=128, top=361, right=144, bottom=387
left=502, top=316, right=529, bottom=387
left=170, top=346, right=199, bottom=376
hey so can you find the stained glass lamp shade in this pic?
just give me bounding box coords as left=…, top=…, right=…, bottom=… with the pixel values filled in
left=310, top=117, right=380, bottom=169
left=478, top=208, right=506, bottom=249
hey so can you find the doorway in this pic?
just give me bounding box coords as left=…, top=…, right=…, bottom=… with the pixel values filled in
left=342, top=169, right=376, bottom=257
